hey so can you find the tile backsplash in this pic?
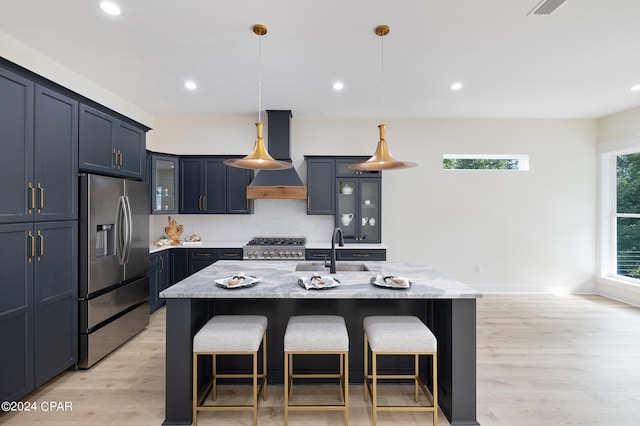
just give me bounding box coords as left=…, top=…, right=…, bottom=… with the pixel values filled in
left=150, top=199, right=334, bottom=243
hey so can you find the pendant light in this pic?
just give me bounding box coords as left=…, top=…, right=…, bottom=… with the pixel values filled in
left=224, top=24, right=293, bottom=170
left=349, top=25, right=417, bottom=171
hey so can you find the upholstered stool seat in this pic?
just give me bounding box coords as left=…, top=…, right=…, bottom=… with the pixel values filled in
left=193, top=315, right=267, bottom=426
left=363, top=316, right=438, bottom=426
left=284, top=315, right=349, bottom=425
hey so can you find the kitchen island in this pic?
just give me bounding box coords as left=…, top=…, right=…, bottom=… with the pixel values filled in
left=160, top=260, right=482, bottom=425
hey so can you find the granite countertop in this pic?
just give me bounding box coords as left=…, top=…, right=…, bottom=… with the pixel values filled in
left=160, top=260, right=481, bottom=300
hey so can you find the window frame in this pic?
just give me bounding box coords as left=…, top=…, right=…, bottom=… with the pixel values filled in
left=598, top=136, right=640, bottom=284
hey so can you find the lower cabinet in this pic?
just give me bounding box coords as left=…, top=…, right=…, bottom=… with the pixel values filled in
left=150, top=247, right=244, bottom=310
left=149, top=251, right=170, bottom=313
left=0, top=221, right=77, bottom=402
left=305, top=248, right=386, bottom=261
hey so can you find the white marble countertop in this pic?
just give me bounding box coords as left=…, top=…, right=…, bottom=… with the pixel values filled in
left=160, top=260, right=481, bottom=300
left=149, top=241, right=387, bottom=253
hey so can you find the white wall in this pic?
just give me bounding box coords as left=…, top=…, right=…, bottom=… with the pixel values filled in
left=0, top=30, right=154, bottom=128
left=150, top=115, right=598, bottom=293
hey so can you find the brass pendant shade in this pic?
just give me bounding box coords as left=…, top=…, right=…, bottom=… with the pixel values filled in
left=349, top=25, right=418, bottom=171
left=224, top=123, right=293, bottom=170
left=225, top=24, right=293, bottom=171
left=349, top=124, right=417, bottom=171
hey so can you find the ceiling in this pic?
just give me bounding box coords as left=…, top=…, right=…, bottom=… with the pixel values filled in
left=2, top=0, right=640, bottom=119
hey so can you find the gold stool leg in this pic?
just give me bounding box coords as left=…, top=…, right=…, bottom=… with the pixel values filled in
left=212, top=353, right=217, bottom=401
left=344, top=351, right=349, bottom=426
left=433, top=352, right=438, bottom=426
left=363, top=333, right=369, bottom=402
left=372, top=352, right=377, bottom=426
left=192, top=352, right=198, bottom=426
left=414, top=353, right=419, bottom=402
left=284, top=351, right=289, bottom=426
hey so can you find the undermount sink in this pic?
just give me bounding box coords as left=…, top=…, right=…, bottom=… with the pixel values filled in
left=295, top=262, right=370, bottom=272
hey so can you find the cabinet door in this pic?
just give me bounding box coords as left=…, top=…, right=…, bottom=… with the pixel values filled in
left=171, top=249, right=189, bottom=284
left=34, top=85, right=78, bottom=222
left=33, top=221, right=77, bottom=387
left=0, top=67, right=34, bottom=224
left=79, top=104, right=117, bottom=175
left=358, top=178, right=381, bottom=243
left=159, top=251, right=170, bottom=292
left=0, top=223, right=34, bottom=402
left=151, top=154, right=179, bottom=214
left=116, top=121, right=145, bottom=179
left=336, top=178, right=358, bottom=241
left=306, top=158, right=335, bottom=215
left=180, top=159, right=204, bottom=213
left=227, top=165, right=252, bottom=214
left=204, top=160, right=225, bottom=213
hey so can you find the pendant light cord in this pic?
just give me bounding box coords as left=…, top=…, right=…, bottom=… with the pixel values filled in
left=380, top=33, right=385, bottom=111
left=258, top=33, right=262, bottom=123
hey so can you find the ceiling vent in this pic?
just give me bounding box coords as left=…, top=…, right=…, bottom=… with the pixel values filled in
left=527, top=0, right=567, bottom=15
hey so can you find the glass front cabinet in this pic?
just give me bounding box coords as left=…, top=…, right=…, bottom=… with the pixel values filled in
left=336, top=160, right=381, bottom=242
left=151, top=153, right=179, bottom=214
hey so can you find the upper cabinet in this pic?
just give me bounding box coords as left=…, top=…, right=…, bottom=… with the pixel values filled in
left=150, top=153, right=179, bottom=214
left=305, top=157, right=335, bottom=215
left=79, top=104, right=146, bottom=180
left=305, top=156, right=382, bottom=243
left=1, top=66, right=78, bottom=225
left=180, top=157, right=253, bottom=214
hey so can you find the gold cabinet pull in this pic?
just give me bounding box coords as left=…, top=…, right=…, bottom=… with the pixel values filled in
left=203, top=196, right=207, bottom=210
left=194, top=253, right=212, bottom=257
left=159, top=256, right=165, bottom=271
left=221, top=253, right=236, bottom=257
left=307, top=196, right=310, bottom=210
left=113, top=149, right=118, bottom=168
left=353, top=253, right=370, bottom=258
left=118, top=150, right=123, bottom=168
left=37, top=230, right=44, bottom=260
left=37, top=183, right=44, bottom=213
left=28, top=231, right=35, bottom=262
left=28, top=182, right=35, bottom=213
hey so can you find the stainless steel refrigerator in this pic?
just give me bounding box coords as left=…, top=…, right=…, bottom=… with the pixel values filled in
left=78, top=174, right=149, bottom=368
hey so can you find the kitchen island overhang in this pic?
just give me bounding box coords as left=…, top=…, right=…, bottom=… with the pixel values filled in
left=160, top=260, right=482, bottom=426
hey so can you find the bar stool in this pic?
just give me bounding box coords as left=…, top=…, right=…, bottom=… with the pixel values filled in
left=363, top=316, right=438, bottom=426
left=192, top=315, right=267, bottom=426
left=283, top=315, right=349, bottom=425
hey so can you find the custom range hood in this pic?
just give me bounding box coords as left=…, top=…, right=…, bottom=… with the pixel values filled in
left=246, top=110, right=307, bottom=200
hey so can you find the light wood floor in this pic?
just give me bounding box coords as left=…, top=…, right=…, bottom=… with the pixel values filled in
left=2, top=294, right=640, bottom=425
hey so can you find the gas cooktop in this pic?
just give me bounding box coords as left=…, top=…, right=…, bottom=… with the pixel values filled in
left=243, top=237, right=306, bottom=260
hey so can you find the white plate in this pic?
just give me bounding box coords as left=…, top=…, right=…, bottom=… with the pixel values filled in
left=370, top=275, right=411, bottom=289
left=215, top=274, right=260, bottom=289
left=298, top=276, right=340, bottom=290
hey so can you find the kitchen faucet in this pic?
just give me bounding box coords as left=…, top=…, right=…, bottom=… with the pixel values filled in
left=328, top=227, right=344, bottom=274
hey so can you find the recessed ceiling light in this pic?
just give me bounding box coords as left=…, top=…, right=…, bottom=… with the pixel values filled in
left=631, top=84, right=640, bottom=92
left=450, top=82, right=463, bottom=91
left=184, top=81, right=197, bottom=90
left=332, top=82, right=344, bottom=91
left=100, top=1, right=121, bottom=16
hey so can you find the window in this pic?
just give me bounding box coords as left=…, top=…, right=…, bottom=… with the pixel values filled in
left=599, top=137, right=640, bottom=282
left=442, top=154, right=529, bottom=170
left=615, top=153, right=640, bottom=278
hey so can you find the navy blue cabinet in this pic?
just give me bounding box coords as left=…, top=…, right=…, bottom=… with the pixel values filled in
left=149, top=251, right=170, bottom=313
left=180, top=157, right=253, bottom=214
left=305, top=157, right=335, bottom=215
left=1, top=63, right=78, bottom=402
left=0, top=221, right=78, bottom=401
left=1, top=69, right=78, bottom=224
left=306, top=156, right=382, bottom=243
left=79, top=104, right=146, bottom=180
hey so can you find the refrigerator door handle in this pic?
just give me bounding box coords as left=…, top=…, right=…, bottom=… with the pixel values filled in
left=116, top=195, right=127, bottom=265
left=122, top=196, right=133, bottom=264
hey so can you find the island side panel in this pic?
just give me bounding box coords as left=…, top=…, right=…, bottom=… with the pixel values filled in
left=433, top=298, right=479, bottom=426
left=163, top=298, right=210, bottom=426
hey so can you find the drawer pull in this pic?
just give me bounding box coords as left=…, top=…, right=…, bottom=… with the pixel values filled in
left=194, top=253, right=212, bottom=257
